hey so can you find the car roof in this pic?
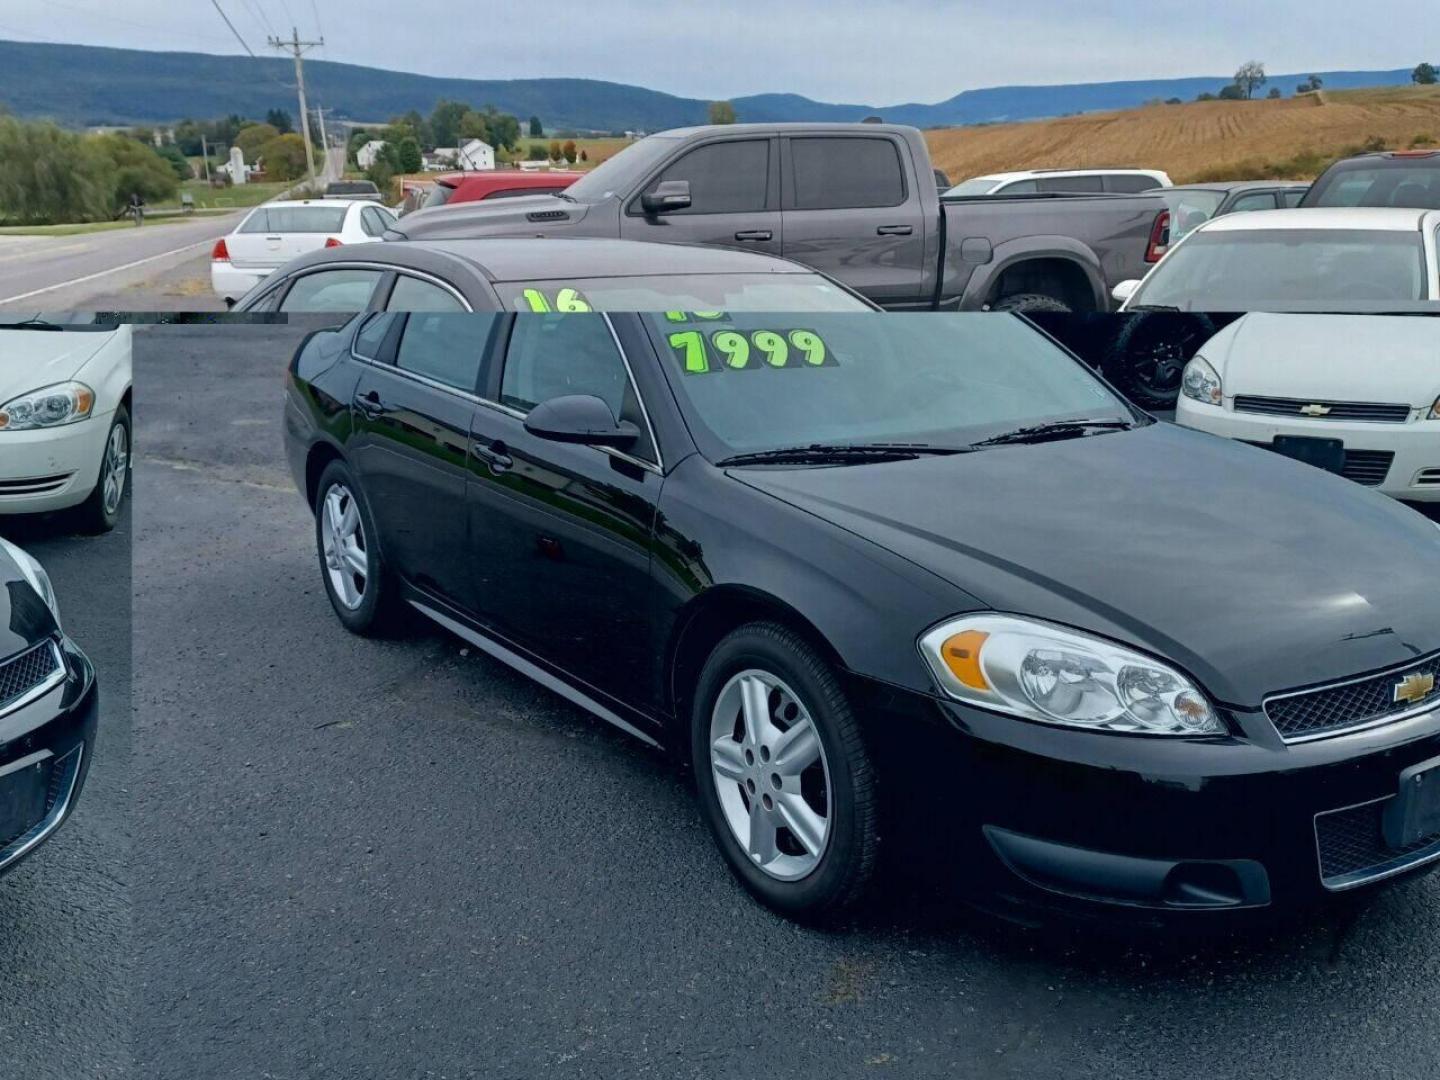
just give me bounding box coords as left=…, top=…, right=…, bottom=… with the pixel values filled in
left=973, top=168, right=1166, bottom=182
left=1197, top=206, right=1435, bottom=232
left=278, top=236, right=822, bottom=282
left=1167, top=180, right=1310, bottom=193
left=653, top=121, right=916, bottom=138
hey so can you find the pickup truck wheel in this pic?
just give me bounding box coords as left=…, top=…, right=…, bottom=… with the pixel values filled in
left=691, top=622, right=878, bottom=922
left=1103, top=313, right=1215, bottom=410
left=990, top=293, right=1071, bottom=314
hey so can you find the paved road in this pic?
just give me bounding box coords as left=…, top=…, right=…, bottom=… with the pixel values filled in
left=130, top=322, right=1440, bottom=1079
left=0, top=500, right=132, bottom=1079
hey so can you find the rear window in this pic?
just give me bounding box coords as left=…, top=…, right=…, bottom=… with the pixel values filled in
left=240, top=206, right=348, bottom=233
left=1305, top=160, right=1440, bottom=209
left=1106, top=174, right=1162, bottom=193
left=1131, top=229, right=1428, bottom=310
left=1037, top=175, right=1103, bottom=193
left=326, top=182, right=379, bottom=196
left=790, top=137, right=906, bottom=210
left=492, top=273, right=870, bottom=313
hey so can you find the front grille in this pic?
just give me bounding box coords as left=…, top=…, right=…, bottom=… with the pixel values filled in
left=0, top=641, right=61, bottom=714
left=1266, top=652, right=1440, bottom=741
left=1316, top=798, right=1440, bottom=889
left=1233, top=395, right=1412, bottom=423
left=0, top=473, right=71, bottom=496
left=1341, top=450, right=1395, bottom=486
left=0, top=746, right=82, bottom=869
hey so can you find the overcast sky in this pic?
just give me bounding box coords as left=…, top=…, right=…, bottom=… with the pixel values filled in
left=0, top=0, right=1429, bottom=104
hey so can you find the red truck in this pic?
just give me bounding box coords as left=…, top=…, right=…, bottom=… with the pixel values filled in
left=410, top=170, right=584, bottom=213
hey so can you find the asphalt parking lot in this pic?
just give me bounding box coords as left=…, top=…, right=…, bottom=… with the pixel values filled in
left=0, top=497, right=131, bottom=1079
left=132, top=322, right=1440, bottom=1079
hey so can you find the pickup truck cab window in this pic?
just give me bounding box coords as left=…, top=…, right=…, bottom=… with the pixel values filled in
left=789, top=136, right=906, bottom=210
left=635, top=139, right=772, bottom=215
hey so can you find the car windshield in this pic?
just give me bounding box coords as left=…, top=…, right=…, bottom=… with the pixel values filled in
left=1306, top=162, right=1440, bottom=208
left=494, top=274, right=871, bottom=313
left=563, top=135, right=681, bottom=201
left=240, top=206, right=349, bottom=233
left=1159, top=190, right=1226, bottom=239
left=1131, top=229, right=1428, bottom=310
left=643, top=313, right=1132, bottom=459
left=944, top=177, right=1002, bottom=197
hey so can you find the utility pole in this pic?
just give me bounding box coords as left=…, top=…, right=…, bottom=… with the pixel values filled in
left=313, top=106, right=331, bottom=177
left=200, top=134, right=211, bottom=183
left=268, top=27, right=323, bottom=188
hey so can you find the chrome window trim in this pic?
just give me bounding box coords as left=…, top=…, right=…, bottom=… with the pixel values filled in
left=265, top=262, right=473, bottom=314
left=0, top=640, right=66, bottom=720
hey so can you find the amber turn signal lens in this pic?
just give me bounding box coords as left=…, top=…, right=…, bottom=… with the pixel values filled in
left=941, top=630, right=991, bottom=690
left=75, top=387, right=95, bottom=415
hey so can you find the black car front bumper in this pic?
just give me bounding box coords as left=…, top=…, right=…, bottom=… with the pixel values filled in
left=857, top=676, right=1440, bottom=918
left=0, top=637, right=97, bottom=878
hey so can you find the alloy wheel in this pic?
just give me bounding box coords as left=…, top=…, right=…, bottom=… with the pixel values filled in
left=101, top=422, right=129, bottom=516
left=321, top=484, right=367, bottom=610
left=709, top=669, right=833, bottom=881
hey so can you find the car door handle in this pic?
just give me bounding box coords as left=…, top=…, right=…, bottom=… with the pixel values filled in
left=734, top=230, right=773, bottom=242
left=876, top=225, right=914, bottom=236
left=354, top=390, right=384, bottom=419
left=471, top=440, right=513, bottom=473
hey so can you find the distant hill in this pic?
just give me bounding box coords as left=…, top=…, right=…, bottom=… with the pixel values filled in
left=0, top=39, right=1418, bottom=133
left=924, top=85, right=1440, bottom=185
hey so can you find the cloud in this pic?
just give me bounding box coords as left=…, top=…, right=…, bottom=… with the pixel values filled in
left=2, top=0, right=1429, bottom=104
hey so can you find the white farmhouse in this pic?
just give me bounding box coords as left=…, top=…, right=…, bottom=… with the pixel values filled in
left=454, top=138, right=495, bottom=171
left=356, top=140, right=388, bottom=169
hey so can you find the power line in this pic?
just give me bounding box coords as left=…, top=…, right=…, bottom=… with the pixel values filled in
left=209, top=0, right=257, bottom=56
left=240, top=0, right=276, bottom=37
left=308, top=0, right=325, bottom=49
left=269, top=27, right=324, bottom=186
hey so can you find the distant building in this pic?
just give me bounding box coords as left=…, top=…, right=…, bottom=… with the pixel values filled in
left=426, top=139, right=496, bottom=172
left=356, top=140, right=388, bottom=169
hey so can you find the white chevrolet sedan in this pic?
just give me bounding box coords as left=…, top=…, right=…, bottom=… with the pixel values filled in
left=0, top=322, right=133, bottom=531
left=1176, top=312, right=1440, bottom=502
left=211, top=199, right=396, bottom=304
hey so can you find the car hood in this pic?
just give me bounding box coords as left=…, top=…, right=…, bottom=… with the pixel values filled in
left=390, top=195, right=597, bottom=240
left=0, top=550, right=54, bottom=660
left=1203, top=313, right=1440, bottom=406
left=0, top=329, right=114, bottom=402
left=731, top=422, right=1440, bottom=707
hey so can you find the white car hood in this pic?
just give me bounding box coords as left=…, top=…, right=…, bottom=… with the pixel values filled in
left=0, top=329, right=115, bottom=401
left=1203, top=313, right=1440, bottom=407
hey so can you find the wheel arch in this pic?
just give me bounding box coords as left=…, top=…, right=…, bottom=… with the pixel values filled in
left=962, top=238, right=1107, bottom=312
left=304, top=439, right=348, bottom=510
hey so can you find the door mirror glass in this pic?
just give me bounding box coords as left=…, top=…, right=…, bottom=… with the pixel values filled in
left=523, top=394, right=639, bottom=448
left=1111, top=279, right=1141, bottom=304
left=640, top=180, right=692, bottom=215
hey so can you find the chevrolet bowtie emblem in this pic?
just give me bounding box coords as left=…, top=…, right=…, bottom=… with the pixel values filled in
left=1394, top=673, right=1437, bottom=706
left=1299, top=404, right=1332, bottom=417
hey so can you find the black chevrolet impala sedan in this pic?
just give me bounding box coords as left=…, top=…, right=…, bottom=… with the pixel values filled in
left=0, top=537, right=97, bottom=878
left=283, top=311, right=1440, bottom=921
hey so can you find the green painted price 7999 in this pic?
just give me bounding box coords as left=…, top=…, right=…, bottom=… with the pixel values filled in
left=667, top=328, right=834, bottom=374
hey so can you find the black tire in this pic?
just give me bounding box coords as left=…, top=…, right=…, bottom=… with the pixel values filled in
left=1102, top=312, right=1216, bottom=410
left=313, top=459, right=405, bottom=636
left=990, top=292, right=1072, bottom=314
left=74, top=405, right=130, bottom=535
left=690, top=622, right=879, bottom=920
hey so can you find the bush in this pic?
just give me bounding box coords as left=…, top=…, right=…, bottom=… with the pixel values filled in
left=234, top=123, right=280, bottom=160
left=257, top=133, right=308, bottom=181
left=93, top=133, right=180, bottom=213
left=0, top=117, right=112, bottom=224
left=1411, top=133, right=1436, bottom=147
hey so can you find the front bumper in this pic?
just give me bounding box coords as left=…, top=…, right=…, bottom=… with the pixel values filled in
left=1175, top=396, right=1440, bottom=502
left=0, top=415, right=112, bottom=515
left=0, top=637, right=98, bottom=877
left=856, top=676, right=1440, bottom=918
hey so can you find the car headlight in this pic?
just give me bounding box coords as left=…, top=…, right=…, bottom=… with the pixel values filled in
left=919, top=614, right=1223, bottom=736
left=0, top=382, right=96, bottom=431
left=0, top=536, right=60, bottom=627
left=1180, top=357, right=1222, bottom=406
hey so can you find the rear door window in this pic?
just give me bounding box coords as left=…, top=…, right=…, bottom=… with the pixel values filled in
left=387, top=274, right=467, bottom=312
left=790, top=137, right=906, bottom=209
left=392, top=314, right=498, bottom=392
left=360, top=207, right=390, bottom=237
left=1104, top=174, right=1161, bottom=193
left=636, top=140, right=771, bottom=215
left=278, top=269, right=384, bottom=312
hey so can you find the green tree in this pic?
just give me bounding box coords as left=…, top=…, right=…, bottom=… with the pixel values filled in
left=234, top=122, right=280, bottom=160
left=265, top=108, right=293, bottom=134
left=561, top=139, right=577, bottom=164
left=430, top=99, right=469, bottom=149
left=1234, top=61, right=1266, bottom=99
left=528, top=115, right=543, bottom=137
left=1217, top=84, right=1246, bottom=101
left=397, top=136, right=423, bottom=173
left=1296, top=74, right=1323, bottom=93
left=155, top=143, right=193, bottom=180
left=708, top=100, right=737, bottom=124
left=256, top=133, right=308, bottom=181
left=1195, top=91, right=1217, bottom=101
left=1266, top=87, right=1282, bottom=99
left=0, top=117, right=111, bottom=224
left=527, top=144, right=549, bottom=161
left=459, top=109, right=492, bottom=146
left=93, top=133, right=180, bottom=213
left=1415, top=62, right=1439, bottom=85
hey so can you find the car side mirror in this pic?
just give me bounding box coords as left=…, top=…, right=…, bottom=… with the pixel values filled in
left=640, top=180, right=692, bottom=215
left=524, top=394, right=639, bottom=449
left=1111, top=279, right=1141, bottom=305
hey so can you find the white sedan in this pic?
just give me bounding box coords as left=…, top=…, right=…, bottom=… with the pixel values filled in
left=211, top=199, right=396, bottom=304
left=1114, top=207, right=1440, bottom=311
left=1176, top=312, right=1440, bottom=502
left=0, top=322, right=133, bottom=531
